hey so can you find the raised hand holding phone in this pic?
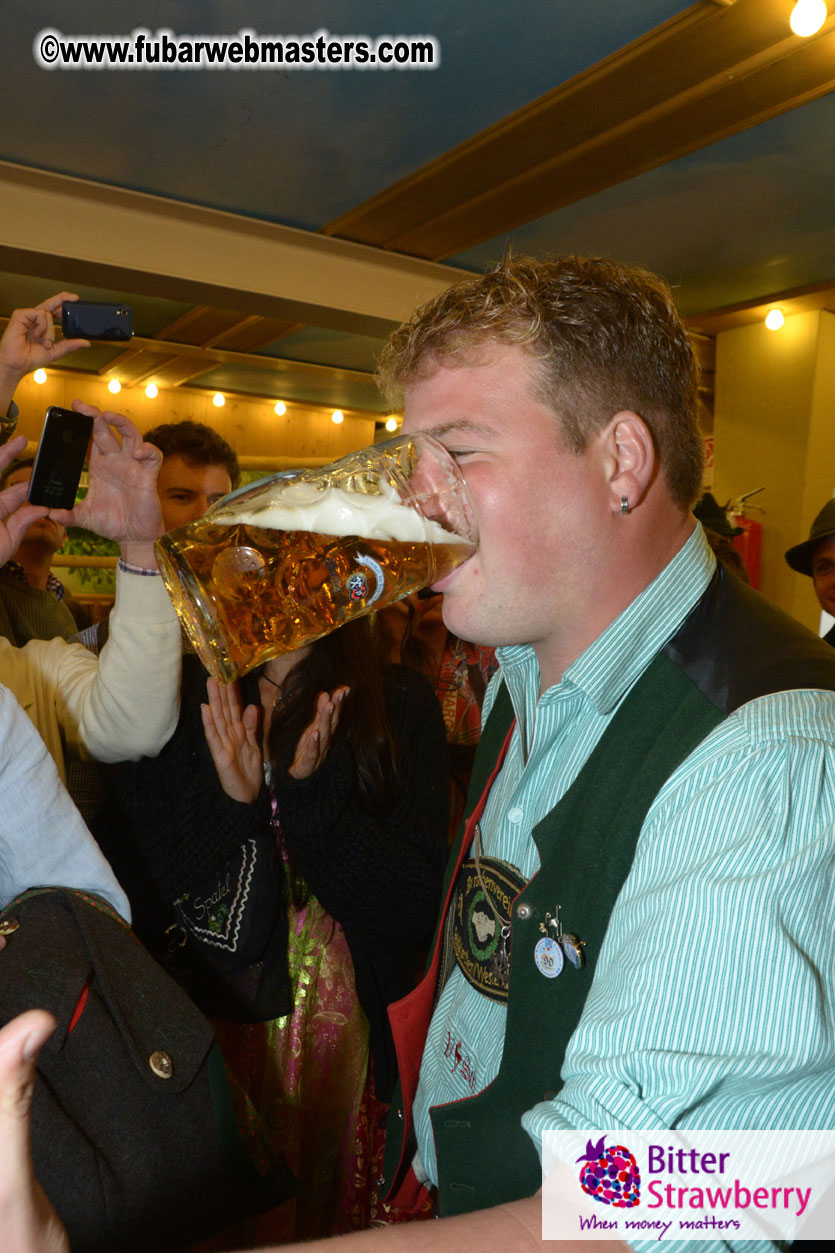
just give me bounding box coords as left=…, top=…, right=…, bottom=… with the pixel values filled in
left=27, top=407, right=93, bottom=510
left=46, top=403, right=165, bottom=568
left=61, top=301, right=132, bottom=342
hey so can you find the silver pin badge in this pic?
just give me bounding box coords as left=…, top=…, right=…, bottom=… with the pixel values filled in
left=536, top=907, right=585, bottom=974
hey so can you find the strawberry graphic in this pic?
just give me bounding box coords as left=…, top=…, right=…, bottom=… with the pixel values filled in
left=576, top=1137, right=641, bottom=1208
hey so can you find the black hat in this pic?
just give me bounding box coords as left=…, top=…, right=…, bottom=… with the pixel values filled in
left=693, top=492, right=743, bottom=539
left=785, top=499, right=835, bottom=576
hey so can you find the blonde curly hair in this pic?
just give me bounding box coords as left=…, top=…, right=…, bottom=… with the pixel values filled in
left=377, top=254, right=704, bottom=509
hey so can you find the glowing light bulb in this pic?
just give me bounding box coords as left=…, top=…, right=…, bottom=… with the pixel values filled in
left=108, top=378, right=121, bottom=395
left=145, top=382, right=158, bottom=399
left=212, top=392, right=225, bottom=408
left=33, top=368, right=47, bottom=384
left=765, top=309, right=785, bottom=331
left=274, top=401, right=287, bottom=416
left=790, top=0, right=827, bottom=37
left=331, top=409, right=344, bottom=425
left=385, top=416, right=399, bottom=432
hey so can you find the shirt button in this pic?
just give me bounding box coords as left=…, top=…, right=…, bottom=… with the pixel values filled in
left=517, top=902, right=534, bottom=921
left=149, top=1050, right=174, bottom=1079
left=507, top=806, right=524, bottom=824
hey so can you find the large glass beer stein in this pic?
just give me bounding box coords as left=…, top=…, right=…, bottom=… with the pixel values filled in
left=155, top=433, right=477, bottom=682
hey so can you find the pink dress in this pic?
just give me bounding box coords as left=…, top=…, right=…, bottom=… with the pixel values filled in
left=195, top=781, right=371, bottom=1247
left=193, top=779, right=432, bottom=1249
left=209, top=894, right=370, bottom=1245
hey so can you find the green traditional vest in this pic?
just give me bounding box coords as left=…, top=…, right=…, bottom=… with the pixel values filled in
left=430, top=651, right=722, bottom=1213
left=383, top=567, right=835, bottom=1217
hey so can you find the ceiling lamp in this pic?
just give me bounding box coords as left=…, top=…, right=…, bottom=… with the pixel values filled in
left=145, top=382, right=158, bottom=399
left=331, top=409, right=344, bottom=425
left=765, top=309, right=785, bottom=331
left=212, top=392, right=225, bottom=408
left=790, top=0, right=827, bottom=37
left=33, top=368, right=47, bottom=384
left=385, top=416, right=399, bottom=432
left=274, top=400, right=287, bottom=416
left=108, top=378, right=121, bottom=395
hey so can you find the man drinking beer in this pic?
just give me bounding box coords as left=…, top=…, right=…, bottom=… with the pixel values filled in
left=7, top=255, right=835, bottom=1252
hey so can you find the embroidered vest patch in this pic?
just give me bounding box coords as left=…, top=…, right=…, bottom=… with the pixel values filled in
left=451, top=856, right=525, bottom=1004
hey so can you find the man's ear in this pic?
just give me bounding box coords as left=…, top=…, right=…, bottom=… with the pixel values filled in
left=604, top=411, right=656, bottom=514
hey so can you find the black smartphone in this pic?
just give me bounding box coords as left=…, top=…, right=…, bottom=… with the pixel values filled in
left=62, top=301, right=133, bottom=342
left=27, top=407, right=94, bottom=509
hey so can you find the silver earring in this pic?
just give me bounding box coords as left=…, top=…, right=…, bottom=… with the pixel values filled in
left=621, top=496, right=629, bottom=515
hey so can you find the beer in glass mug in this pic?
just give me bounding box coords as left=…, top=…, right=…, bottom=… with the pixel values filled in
left=155, top=433, right=477, bottom=682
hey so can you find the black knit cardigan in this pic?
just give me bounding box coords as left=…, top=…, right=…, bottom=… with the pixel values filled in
left=93, top=652, right=450, bottom=1100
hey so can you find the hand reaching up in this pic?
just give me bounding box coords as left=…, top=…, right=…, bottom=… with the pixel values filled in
left=289, top=686, right=349, bottom=779
left=0, top=434, right=49, bottom=566
left=0, top=293, right=88, bottom=415
left=46, top=404, right=164, bottom=567
left=201, top=677, right=263, bottom=804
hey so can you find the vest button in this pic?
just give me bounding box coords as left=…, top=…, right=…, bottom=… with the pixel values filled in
left=516, top=902, right=534, bottom=920
left=149, top=1050, right=174, bottom=1079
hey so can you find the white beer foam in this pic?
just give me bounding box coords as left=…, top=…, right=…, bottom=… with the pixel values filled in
left=215, top=481, right=465, bottom=544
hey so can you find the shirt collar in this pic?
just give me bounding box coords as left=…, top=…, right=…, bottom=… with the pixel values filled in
left=497, top=524, right=717, bottom=716
left=1, top=560, right=66, bottom=601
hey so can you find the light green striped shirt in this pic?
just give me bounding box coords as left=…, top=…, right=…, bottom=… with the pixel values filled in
left=414, top=526, right=835, bottom=1242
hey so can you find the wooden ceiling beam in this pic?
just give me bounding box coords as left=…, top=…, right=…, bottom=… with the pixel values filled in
left=322, top=0, right=835, bottom=260
left=118, top=332, right=376, bottom=385
left=0, top=161, right=462, bottom=338
left=138, top=356, right=218, bottom=387
left=96, top=346, right=212, bottom=387
left=155, top=308, right=303, bottom=353
left=0, top=320, right=378, bottom=389
left=155, top=308, right=245, bottom=345
left=397, top=31, right=835, bottom=262
left=205, top=317, right=305, bottom=352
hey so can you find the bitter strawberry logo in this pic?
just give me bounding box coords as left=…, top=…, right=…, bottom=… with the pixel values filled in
left=577, top=1137, right=641, bottom=1208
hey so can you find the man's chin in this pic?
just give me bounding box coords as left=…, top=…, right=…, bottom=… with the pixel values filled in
left=19, top=526, right=64, bottom=552
left=438, top=601, right=487, bottom=647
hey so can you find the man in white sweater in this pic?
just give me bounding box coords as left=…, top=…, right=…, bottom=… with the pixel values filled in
left=0, top=404, right=181, bottom=911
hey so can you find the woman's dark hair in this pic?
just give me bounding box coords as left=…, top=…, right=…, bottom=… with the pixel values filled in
left=266, top=616, right=397, bottom=814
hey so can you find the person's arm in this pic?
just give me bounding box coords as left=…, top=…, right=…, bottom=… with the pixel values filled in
left=0, top=683, right=130, bottom=918
left=521, top=691, right=835, bottom=1157
left=0, top=293, right=88, bottom=423
left=284, top=1194, right=562, bottom=1250
left=103, top=658, right=272, bottom=903
left=6, top=407, right=180, bottom=762
left=44, top=564, right=180, bottom=761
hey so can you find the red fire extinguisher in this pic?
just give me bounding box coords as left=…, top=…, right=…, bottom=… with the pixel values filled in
left=728, top=487, right=764, bottom=590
